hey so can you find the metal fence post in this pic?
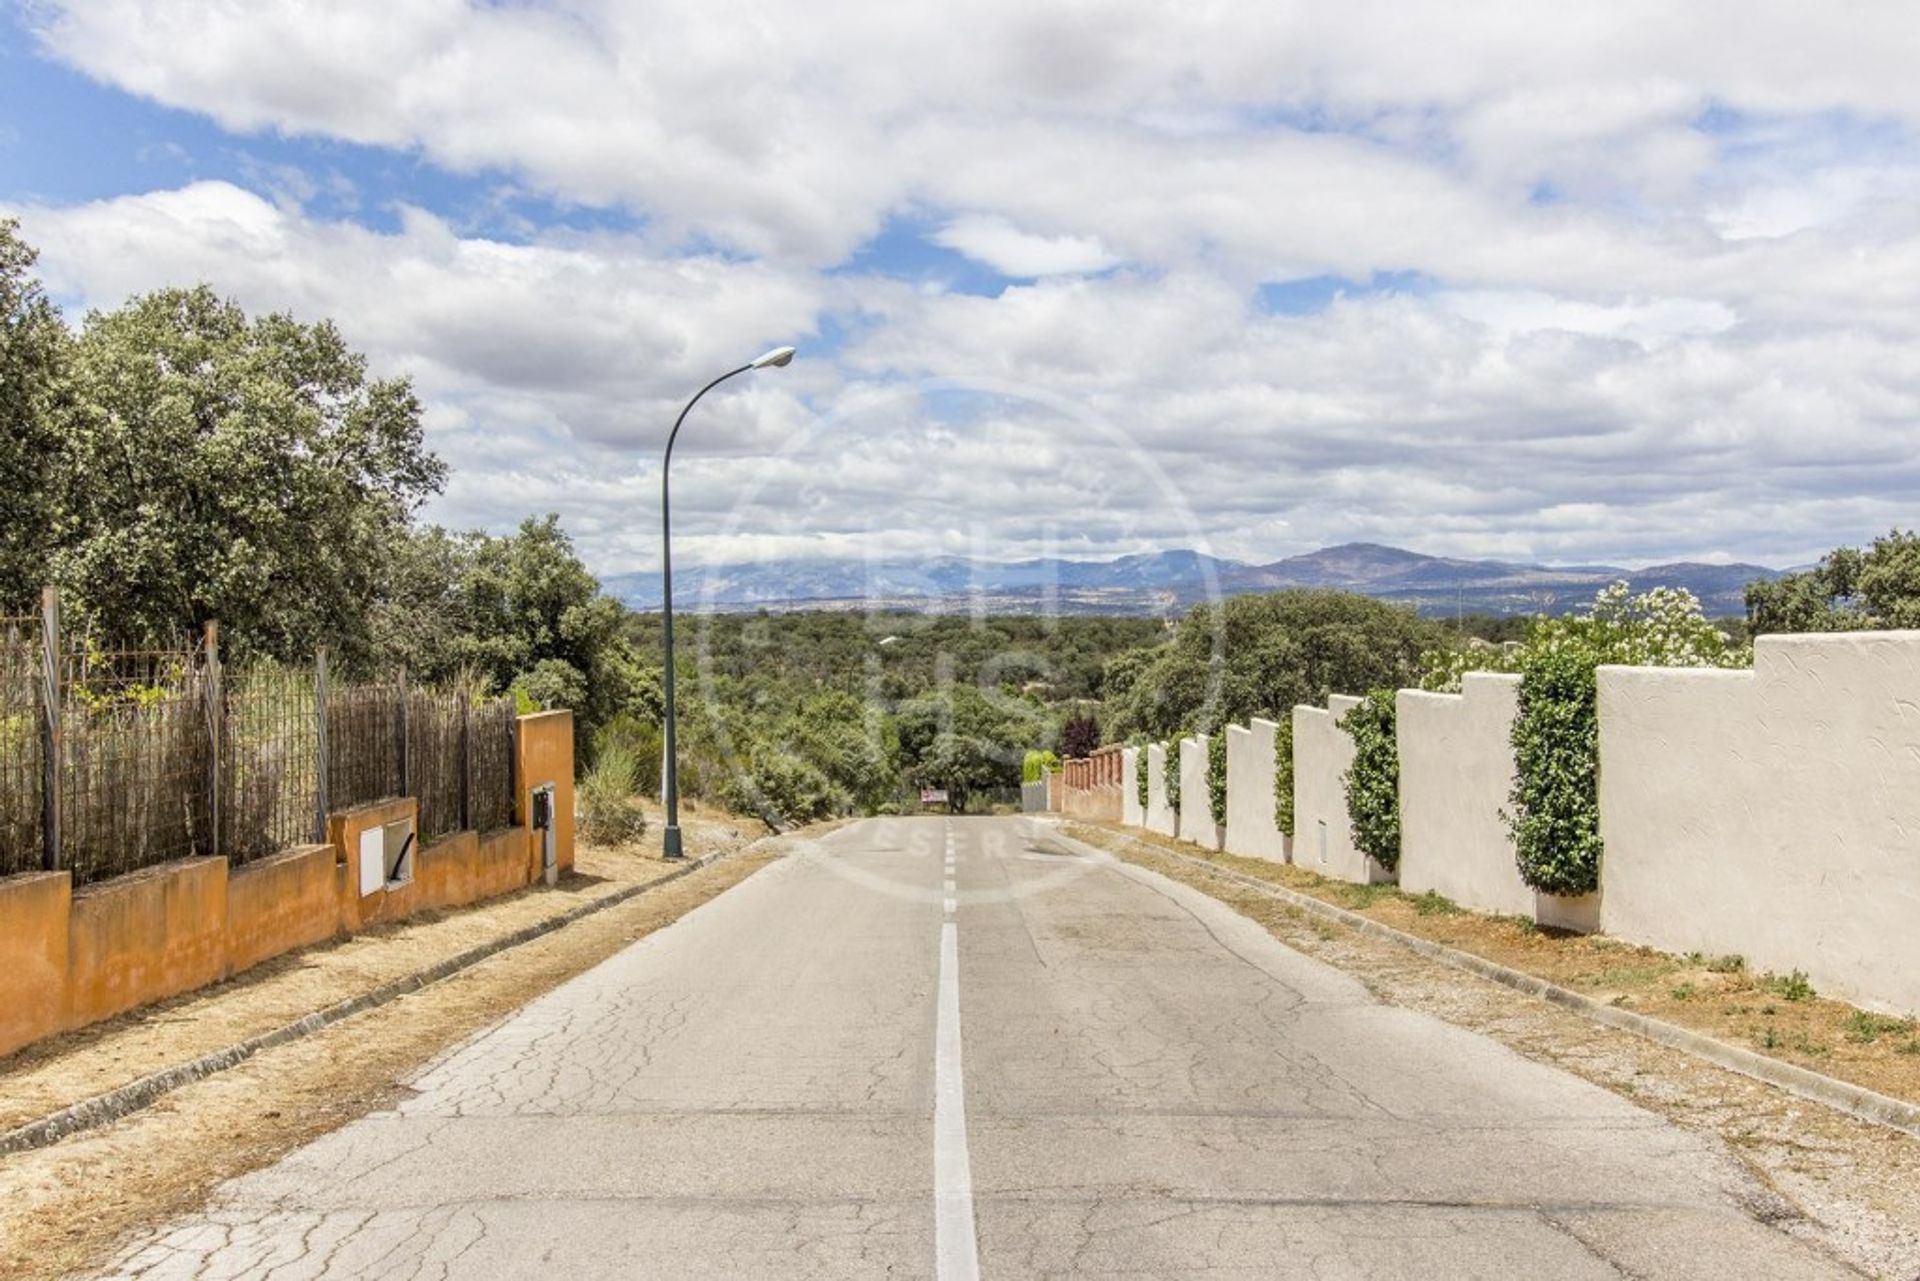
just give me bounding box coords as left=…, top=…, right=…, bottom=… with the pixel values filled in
left=203, top=620, right=222, bottom=859
left=38, top=586, right=60, bottom=874
left=314, top=647, right=330, bottom=844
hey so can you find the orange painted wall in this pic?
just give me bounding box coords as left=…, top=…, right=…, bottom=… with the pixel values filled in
left=225, top=845, right=338, bottom=973
left=475, top=826, right=534, bottom=901
left=328, top=796, right=419, bottom=932
left=65, top=857, right=228, bottom=1032
left=516, top=710, right=575, bottom=874
left=0, top=709, right=576, bottom=1061
left=417, top=830, right=480, bottom=911
left=0, top=872, right=71, bottom=1059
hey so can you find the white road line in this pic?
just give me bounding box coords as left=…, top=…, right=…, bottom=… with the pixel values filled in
left=944, top=897, right=956, bottom=914
left=934, top=919, right=980, bottom=1280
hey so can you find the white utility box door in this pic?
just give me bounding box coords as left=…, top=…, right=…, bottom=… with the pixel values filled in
left=358, top=827, right=385, bottom=897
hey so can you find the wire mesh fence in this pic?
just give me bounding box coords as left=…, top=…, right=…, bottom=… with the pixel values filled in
left=324, top=681, right=405, bottom=814
left=222, top=663, right=321, bottom=864
left=0, top=594, right=526, bottom=887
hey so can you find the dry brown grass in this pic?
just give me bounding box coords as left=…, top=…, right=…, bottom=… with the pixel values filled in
left=1065, top=822, right=1920, bottom=1108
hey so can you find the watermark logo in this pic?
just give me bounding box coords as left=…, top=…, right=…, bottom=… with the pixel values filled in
left=669, top=374, right=1227, bottom=903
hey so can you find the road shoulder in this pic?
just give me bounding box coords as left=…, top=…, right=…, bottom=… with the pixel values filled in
left=1060, top=821, right=1920, bottom=1279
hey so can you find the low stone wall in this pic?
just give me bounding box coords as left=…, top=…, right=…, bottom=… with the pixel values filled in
left=1223, top=719, right=1289, bottom=861
left=0, top=711, right=575, bottom=1060
left=1177, top=736, right=1221, bottom=849
left=1293, top=696, right=1388, bottom=884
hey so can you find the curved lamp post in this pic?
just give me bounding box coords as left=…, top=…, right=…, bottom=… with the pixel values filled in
left=660, top=345, right=796, bottom=859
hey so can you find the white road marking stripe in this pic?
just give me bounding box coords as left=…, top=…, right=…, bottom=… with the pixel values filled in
left=934, top=920, right=979, bottom=1280
left=944, top=877, right=955, bottom=893
left=944, top=897, right=956, bottom=914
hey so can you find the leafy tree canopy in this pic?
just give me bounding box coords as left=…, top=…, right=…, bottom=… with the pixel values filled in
left=1101, top=590, right=1446, bottom=741
left=0, top=220, right=67, bottom=611
left=1747, top=531, right=1920, bottom=634
left=55, top=284, right=444, bottom=662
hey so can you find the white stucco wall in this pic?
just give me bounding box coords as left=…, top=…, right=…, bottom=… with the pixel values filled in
left=1121, top=746, right=1145, bottom=828
left=1145, top=742, right=1178, bottom=837
left=1599, top=632, right=1920, bottom=1014
left=1293, top=696, right=1389, bottom=884
left=1177, top=735, right=1222, bottom=849
left=1224, top=719, right=1289, bottom=861
left=1397, top=674, right=1532, bottom=917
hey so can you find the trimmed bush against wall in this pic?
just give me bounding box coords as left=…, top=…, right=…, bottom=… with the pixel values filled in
left=1340, top=689, right=1400, bottom=873
left=1206, top=731, right=1227, bottom=827
left=1272, top=715, right=1295, bottom=837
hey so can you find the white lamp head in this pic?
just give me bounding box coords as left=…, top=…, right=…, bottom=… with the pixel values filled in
left=750, top=345, right=797, bottom=369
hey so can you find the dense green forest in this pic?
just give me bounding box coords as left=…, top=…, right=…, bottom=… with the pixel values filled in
left=618, top=612, right=1161, bottom=822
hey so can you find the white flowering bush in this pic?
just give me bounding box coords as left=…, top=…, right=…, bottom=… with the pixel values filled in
left=1507, top=583, right=1747, bottom=896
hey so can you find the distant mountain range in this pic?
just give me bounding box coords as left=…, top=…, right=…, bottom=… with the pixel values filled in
left=604, top=542, right=1787, bottom=618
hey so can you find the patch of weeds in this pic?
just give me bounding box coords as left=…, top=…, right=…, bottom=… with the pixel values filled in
left=1897, top=1039, right=1920, bottom=1057
left=1790, top=1034, right=1830, bottom=1058
left=1761, top=1003, right=1777, bottom=1016
left=1844, top=1012, right=1916, bottom=1044
left=1670, top=982, right=1697, bottom=1001
left=1588, top=962, right=1680, bottom=989
left=1494, top=913, right=1539, bottom=936
left=1409, top=891, right=1462, bottom=917
left=1765, top=970, right=1815, bottom=1002
left=1705, top=953, right=1747, bottom=975
left=1331, top=883, right=1395, bottom=910
left=1756, top=1026, right=1780, bottom=1051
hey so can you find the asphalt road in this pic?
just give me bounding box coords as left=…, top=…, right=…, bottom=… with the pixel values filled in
left=100, top=817, right=1856, bottom=1279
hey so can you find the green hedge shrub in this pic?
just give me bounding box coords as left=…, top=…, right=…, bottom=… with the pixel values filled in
left=1206, top=731, right=1228, bottom=826
left=1163, top=741, right=1181, bottom=815
left=1340, top=690, right=1400, bottom=871
left=1022, top=749, right=1060, bottom=783
left=1135, top=744, right=1150, bottom=809
left=1272, top=715, right=1295, bottom=836
left=1507, top=584, right=1744, bottom=896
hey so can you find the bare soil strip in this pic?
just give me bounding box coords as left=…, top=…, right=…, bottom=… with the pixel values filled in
left=1066, top=821, right=1920, bottom=1279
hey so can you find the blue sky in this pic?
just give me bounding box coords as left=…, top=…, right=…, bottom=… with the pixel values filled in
left=5, top=2, right=1920, bottom=575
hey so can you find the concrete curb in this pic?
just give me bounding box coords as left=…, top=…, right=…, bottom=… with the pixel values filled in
left=0, top=841, right=768, bottom=1160
left=1084, top=826, right=1920, bottom=1142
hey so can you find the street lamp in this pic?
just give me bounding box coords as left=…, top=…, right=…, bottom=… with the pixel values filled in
left=659, top=345, right=797, bottom=860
